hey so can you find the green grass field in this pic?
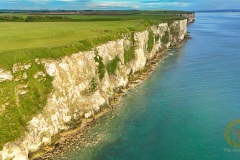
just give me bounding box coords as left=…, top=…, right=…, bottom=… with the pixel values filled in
left=0, top=10, right=189, bottom=150
left=0, top=21, right=138, bottom=52
left=0, top=11, right=188, bottom=68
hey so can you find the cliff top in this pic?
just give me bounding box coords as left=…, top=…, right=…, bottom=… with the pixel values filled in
left=0, top=10, right=192, bottom=69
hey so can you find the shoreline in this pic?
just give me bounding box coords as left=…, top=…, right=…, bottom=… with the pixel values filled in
left=32, top=36, right=190, bottom=160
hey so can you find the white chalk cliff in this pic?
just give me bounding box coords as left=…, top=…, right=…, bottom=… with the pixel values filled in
left=0, top=19, right=188, bottom=160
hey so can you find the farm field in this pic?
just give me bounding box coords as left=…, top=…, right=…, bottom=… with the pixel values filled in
left=0, top=11, right=187, bottom=68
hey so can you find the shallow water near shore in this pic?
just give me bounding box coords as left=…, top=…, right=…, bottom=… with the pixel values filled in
left=58, top=12, right=240, bottom=160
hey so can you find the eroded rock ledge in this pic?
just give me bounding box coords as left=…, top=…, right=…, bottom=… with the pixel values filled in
left=0, top=18, right=190, bottom=160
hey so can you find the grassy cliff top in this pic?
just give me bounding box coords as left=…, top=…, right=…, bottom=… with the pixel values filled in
left=0, top=10, right=188, bottom=69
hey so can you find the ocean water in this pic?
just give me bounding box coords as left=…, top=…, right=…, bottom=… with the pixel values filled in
left=60, top=12, right=240, bottom=160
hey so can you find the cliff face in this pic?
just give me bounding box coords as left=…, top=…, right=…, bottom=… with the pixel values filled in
left=178, top=13, right=195, bottom=23
left=0, top=19, right=188, bottom=160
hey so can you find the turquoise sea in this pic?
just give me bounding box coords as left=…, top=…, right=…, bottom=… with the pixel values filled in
left=60, top=12, right=240, bottom=160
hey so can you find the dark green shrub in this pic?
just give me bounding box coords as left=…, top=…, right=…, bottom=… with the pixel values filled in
left=147, top=29, right=154, bottom=53
left=106, top=56, right=120, bottom=75
left=170, top=26, right=180, bottom=37
left=89, top=78, right=97, bottom=92
left=82, top=78, right=98, bottom=95
left=124, top=32, right=135, bottom=64
left=0, top=15, right=24, bottom=22
left=94, top=52, right=106, bottom=80
left=161, top=31, right=169, bottom=44
left=25, top=15, right=71, bottom=22
left=155, top=34, right=160, bottom=42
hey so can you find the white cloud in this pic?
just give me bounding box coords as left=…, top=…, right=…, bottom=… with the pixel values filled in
left=57, top=0, right=76, bottom=1
left=145, top=2, right=191, bottom=7
left=26, top=0, right=52, bottom=2
left=87, top=2, right=131, bottom=8
left=86, top=1, right=191, bottom=9
left=0, top=0, right=192, bottom=10
left=23, top=0, right=76, bottom=2
left=133, top=5, right=140, bottom=9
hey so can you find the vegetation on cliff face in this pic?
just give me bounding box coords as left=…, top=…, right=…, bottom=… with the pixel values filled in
left=170, top=26, right=180, bottom=38
left=155, top=34, right=160, bottom=42
left=0, top=63, right=52, bottom=149
left=94, top=52, right=106, bottom=80
left=82, top=78, right=98, bottom=96
left=0, top=10, right=188, bottom=150
left=161, top=31, right=170, bottom=44
left=147, top=29, right=154, bottom=53
left=124, top=32, right=135, bottom=64
left=106, top=56, right=121, bottom=75
left=89, top=78, right=97, bottom=93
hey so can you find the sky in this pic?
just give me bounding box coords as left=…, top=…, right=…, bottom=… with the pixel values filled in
left=0, top=0, right=239, bottom=11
